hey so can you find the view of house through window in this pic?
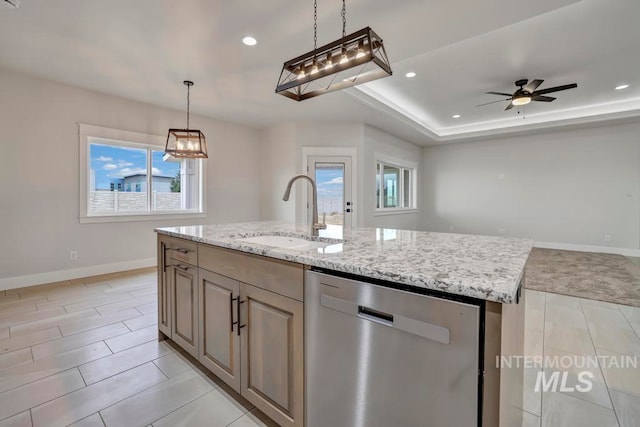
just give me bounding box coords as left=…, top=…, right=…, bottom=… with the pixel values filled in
left=88, top=140, right=200, bottom=216
left=376, top=159, right=415, bottom=210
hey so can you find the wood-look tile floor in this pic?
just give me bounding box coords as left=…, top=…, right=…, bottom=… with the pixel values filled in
left=0, top=269, right=277, bottom=427
left=1, top=269, right=639, bottom=426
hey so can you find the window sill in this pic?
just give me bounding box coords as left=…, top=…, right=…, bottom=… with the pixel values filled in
left=80, top=212, right=206, bottom=224
left=373, top=208, right=419, bottom=217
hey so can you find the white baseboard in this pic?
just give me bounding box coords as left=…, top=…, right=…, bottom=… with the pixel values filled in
left=534, top=241, right=640, bottom=257
left=0, top=258, right=156, bottom=292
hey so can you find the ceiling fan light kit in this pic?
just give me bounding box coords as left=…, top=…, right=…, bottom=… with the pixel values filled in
left=275, top=0, right=392, bottom=101
left=165, top=81, right=208, bottom=159
left=480, top=78, right=577, bottom=111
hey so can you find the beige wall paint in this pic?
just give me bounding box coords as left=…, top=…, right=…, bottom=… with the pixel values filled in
left=0, top=68, right=261, bottom=284
left=259, top=124, right=297, bottom=222
left=422, top=121, right=640, bottom=251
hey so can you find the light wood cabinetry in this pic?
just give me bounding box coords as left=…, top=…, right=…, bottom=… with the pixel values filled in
left=158, top=235, right=304, bottom=427
left=240, top=282, right=303, bottom=427
left=170, top=263, right=198, bottom=358
left=198, top=269, right=241, bottom=391
left=157, top=235, right=199, bottom=358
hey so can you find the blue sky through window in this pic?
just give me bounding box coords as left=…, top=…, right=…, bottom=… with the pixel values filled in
left=90, top=144, right=180, bottom=190
left=315, top=164, right=344, bottom=214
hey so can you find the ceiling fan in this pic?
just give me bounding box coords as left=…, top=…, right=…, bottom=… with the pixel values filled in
left=479, top=79, right=578, bottom=110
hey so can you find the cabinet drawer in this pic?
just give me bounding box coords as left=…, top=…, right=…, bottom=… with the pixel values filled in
left=198, top=244, right=304, bottom=302
left=167, top=238, right=198, bottom=266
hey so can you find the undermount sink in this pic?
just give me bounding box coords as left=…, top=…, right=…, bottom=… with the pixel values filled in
left=236, top=235, right=341, bottom=251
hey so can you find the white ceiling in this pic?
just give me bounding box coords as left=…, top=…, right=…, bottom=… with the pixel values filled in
left=0, top=0, right=638, bottom=145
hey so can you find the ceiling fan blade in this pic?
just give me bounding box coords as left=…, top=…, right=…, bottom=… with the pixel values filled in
left=486, top=91, right=513, bottom=97
left=532, top=95, right=556, bottom=102
left=533, top=83, right=578, bottom=95
left=524, top=79, right=544, bottom=92
left=505, top=102, right=515, bottom=111
left=477, top=98, right=511, bottom=107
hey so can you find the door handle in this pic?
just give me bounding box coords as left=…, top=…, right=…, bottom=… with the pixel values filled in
left=237, top=299, right=246, bottom=336
left=230, top=294, right=238, bottom=333
left=174, top=247, right=190, bottom=254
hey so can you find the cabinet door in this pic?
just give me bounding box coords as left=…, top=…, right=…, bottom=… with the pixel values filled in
left=198, top=269, right=241, bottom=392
left=171, top=263, right=199, bottom=357
left=157, top=238, right=171, bottom=338
left=240, top=283, right=304, bottom=427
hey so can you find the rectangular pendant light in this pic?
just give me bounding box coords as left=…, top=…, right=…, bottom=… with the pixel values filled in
left=165, top=129, right=208, bottom=158
left=275, top=27, right=392, bottom=101
left=165, top=80, right=208, bottom=159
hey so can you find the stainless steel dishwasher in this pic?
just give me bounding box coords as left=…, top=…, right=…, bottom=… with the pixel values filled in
left=305, top=269, right=482, bottom=427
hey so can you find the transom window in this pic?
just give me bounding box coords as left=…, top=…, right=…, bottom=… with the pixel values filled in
left=375, top=155, right=416, bottom=211
left=79, top=124, right=205, bottom=223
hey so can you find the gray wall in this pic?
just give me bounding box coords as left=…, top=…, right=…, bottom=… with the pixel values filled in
left=421, top=121, right=640, bottom=252
left=0, top=68, right=262, bottom=286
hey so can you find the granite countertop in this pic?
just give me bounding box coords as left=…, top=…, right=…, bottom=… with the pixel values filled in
left=155, top=221, right=533, bottom=304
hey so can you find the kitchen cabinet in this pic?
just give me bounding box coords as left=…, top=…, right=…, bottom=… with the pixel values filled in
left=158, top=236, right=304, bottom=427
left=240, top=282, right=303, bottom=427
left=157, top=235, right=199, bottom=358
left=198, top=268, right=241, bottom=391
left=198, top=244, right=304, bottom=427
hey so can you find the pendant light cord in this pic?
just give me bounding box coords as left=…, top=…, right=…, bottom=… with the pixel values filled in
left=313, top=0, right=317, bottom=49
left=186, top=83, right=190, bottom=129
left=342, top=0, right=346, bottom=37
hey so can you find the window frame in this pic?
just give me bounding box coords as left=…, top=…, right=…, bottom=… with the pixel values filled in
left=79, top=123, right=206, bottom=223
left=374, top=153, right=417, bottom=215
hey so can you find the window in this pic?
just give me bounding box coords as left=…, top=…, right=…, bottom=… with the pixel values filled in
left=375, top=155, right=416, bottom=212
left=79, top=124, right=205, bottom=223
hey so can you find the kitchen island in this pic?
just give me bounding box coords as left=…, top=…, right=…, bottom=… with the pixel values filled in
left=155, top=221, right=532, bottom=427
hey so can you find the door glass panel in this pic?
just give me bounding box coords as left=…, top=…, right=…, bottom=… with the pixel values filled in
left=314, top=162, right=345, bottom=226
left=383, top=165, right=399, bottom=208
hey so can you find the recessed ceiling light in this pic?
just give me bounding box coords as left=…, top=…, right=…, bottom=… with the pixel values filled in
left=242, top=36, right=257, bottom=46
left=405, top=72, right=416, bottom=78
left=615, top=84, right=629, bottom=90
left=452, top=114, right=461, bottom=119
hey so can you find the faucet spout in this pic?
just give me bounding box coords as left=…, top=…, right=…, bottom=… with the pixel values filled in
left=282, top=174, right=327, bottom=236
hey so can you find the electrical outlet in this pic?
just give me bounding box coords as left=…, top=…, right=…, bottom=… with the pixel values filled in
left=70, top=251, right=78, bottom=261
left=604, top=235, right=611, bottom=242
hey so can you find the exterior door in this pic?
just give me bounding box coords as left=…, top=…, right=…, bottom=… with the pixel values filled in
left=240, top=282, right=304, bottom=427
left=308, top=156, right=353, bottom=229
left=198, top=269, right=241, bottom=392
left=171, top=263, right=199, bottom=357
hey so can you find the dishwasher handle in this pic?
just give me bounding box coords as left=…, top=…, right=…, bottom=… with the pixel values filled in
left=358, top=305, right=394, bottom=326
left=320, top=293, right=451, bottom=345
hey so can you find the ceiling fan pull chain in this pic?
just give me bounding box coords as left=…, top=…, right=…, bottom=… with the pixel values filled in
left=342, top=0, right=347, bottom=37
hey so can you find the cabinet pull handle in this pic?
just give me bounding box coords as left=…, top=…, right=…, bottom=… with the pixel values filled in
left=237, top=299, right=246, bottom=336
left=230, top=295, right=238, bottom=332
left=174, top=248, right=190, bottom=254
left=174, top=264, right=189, bottom=272
left=162, top=244, right=169, bottom=272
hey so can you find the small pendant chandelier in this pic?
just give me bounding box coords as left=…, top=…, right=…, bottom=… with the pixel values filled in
left=165, top=80, right=208, bottom=159
left=275, top=0, right=392, bottom=101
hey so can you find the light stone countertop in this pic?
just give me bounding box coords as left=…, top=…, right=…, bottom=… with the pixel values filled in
left=155, top=221, right=533, bottom=304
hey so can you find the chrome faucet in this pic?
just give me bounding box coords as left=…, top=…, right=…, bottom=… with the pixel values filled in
left=282, top=174, right=327, bottom=236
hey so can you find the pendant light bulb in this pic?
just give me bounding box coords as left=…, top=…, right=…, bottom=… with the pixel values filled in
left=297, top=67, right=306, bottom=80
left=325, top=53, right=334, bottom=70
left=311, top=59, right=319, bottom=75
left=340, top=46, right=349, bottom=64
left=356, top=40, right=365, bottom=58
